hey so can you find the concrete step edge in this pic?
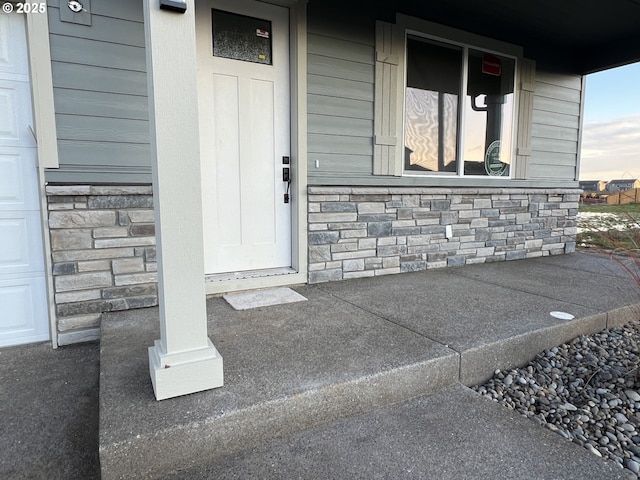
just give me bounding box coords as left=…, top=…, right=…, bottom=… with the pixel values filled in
left=100, top=351, right=459, bottom=479
left=460, top=312, right=609, bottom=386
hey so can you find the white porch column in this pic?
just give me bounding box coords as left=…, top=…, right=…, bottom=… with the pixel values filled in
left=143, top=0, right=223, bottom=400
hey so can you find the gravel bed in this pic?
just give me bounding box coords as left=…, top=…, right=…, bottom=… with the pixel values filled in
left=474, top=321, right=640, bottom=477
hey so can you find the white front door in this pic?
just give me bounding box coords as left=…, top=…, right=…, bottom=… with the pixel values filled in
left=0, top=15, right=49, bottom=347
left=196, top=0, right=291, bottom=275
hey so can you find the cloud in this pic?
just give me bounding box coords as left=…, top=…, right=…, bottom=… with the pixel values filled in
left=580, top=114, right=640, bottom=180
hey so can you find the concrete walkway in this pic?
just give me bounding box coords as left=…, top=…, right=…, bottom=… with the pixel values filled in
left=98, top=252, right=639, bottom=479
left=0, top=341, right=100, bottom=479
left=2, top=252, right=639, bottom=479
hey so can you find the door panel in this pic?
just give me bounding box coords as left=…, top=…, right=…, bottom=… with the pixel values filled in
left=0, top=277, right=47, bottom=347
left=212, top=73, right=242, bottom=246
left=248, top=78, right=276, bottom=245
left=0, top=149, right=40, bottom=211
left=0, top=213, right=40, bottom=274
left=197, top=0, right=291, bottom=274
left=0, top=15, right=49, bottom=347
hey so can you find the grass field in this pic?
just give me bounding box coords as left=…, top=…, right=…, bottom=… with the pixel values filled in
left=577, top=203, right=640, bottom=250
left=578, top=203, right=640, bottom=214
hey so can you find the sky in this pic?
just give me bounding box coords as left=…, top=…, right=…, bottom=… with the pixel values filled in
left=580, top=62, right=640, bottom=181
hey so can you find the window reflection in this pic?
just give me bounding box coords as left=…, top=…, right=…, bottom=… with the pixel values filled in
left=405, top=88, right=458, bottom=172
left=464, top=50, right=515, bottom=176
left=403, top=36, right=516, bottom=177
left=404, top=37, right=461, bottom=173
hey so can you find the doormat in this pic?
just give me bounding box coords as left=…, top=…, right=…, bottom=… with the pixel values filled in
left=223, top=287, right=307, bottom=311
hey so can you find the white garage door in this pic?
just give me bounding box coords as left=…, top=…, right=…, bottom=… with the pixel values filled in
left=0, top=14, right=49, bottom=347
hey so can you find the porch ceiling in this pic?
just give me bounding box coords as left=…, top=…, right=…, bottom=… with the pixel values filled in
left=318, top=0, right=640, bottom=74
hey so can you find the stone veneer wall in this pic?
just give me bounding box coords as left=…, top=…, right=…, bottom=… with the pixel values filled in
left=307, top=187, right=580, bottom=283
left=46, top=185, right=158, bottom=345
left=44, top=184, right=581, bottom=342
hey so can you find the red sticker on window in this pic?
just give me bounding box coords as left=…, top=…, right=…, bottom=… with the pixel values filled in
left=482, top=53, right=501, bottom=76
left=256, top=29, right=270, bottom=38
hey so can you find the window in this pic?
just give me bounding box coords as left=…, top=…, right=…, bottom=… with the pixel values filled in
left=404, top=35, right=516, bottom=177
left=212, top=9, right=273, bottom=65
left=373, top=17, right=531, bottom=180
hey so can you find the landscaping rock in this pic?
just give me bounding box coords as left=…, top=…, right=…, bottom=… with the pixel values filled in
left=475, top=321, right=640, bottom=478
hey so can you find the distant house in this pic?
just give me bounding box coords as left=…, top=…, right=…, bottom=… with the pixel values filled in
left=579, top=181, right=607, bottom=193
left=606, top=179, right=640, bottom=192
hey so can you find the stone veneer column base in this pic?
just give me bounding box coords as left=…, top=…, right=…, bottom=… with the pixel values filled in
left=307, top=186, right=579, bottom=283
left=46, top=185, right=158, bottom=345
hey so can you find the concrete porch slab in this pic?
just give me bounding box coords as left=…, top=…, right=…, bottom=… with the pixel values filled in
left=315, top=268, right=613, bottom=385
left=99, top=287, right=458, bottom=479
left=449, top=253, right=640, bottom=314
left=534, top=250, right=640, bottom=279
left=316, top=253, right=640, bottom=384
left=99, top=252, right=640, bottom=479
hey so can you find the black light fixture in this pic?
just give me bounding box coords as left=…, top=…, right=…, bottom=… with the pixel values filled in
left=160, top=0, right=187, bottom=13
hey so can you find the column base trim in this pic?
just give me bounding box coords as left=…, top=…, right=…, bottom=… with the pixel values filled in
left=149, top=339, right=224, bottom=401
